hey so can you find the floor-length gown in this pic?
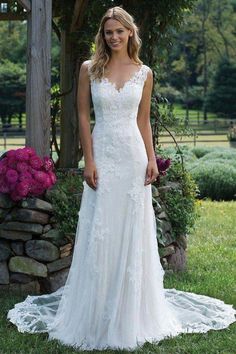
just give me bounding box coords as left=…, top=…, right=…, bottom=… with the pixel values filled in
left=7, top=63, right=236, bottom=351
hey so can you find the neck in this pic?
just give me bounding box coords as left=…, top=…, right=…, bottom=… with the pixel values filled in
left=109, top=50, right=131, bottom=64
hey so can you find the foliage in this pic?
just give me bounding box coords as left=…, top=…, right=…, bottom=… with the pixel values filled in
left=189, top=161, right=236, bottom=201
left=155, top=146, right=199, bottom=241
left=191, top=145, right=214, bottom=158
left=0, top=59, right=25, bottom=123
left=46, top=170, right=84, bottom=235
left=207, top=59, right=236, bottom=117
left=160, top=0, right=236, bottom=116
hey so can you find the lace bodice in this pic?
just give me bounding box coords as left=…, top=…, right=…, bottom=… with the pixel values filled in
left=88, top=63, right=151, bottom=127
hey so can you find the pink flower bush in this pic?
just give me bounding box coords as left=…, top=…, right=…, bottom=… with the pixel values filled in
left=0, top=147, right=57, bottom=201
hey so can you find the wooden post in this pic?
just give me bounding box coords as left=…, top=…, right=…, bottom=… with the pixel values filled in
left=25, top=0, right=52, bottom=157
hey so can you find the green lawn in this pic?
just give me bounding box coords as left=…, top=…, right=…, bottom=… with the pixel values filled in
left=0, top=200, right=235, bottom=354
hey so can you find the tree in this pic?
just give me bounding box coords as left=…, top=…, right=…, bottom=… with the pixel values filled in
left=206, top=59, right=236, bottom=117
left=0, top=59, right=26, bottom=127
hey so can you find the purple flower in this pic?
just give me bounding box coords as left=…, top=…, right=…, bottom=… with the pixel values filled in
left=155, top=156, right=171, bottom=179
left=5, top=169, right=19, bottom=184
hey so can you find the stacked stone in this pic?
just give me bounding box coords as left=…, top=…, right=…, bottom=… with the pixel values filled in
left=152, top=182, right=187, bottom=274
left=0, top=194, right=73, bottom=294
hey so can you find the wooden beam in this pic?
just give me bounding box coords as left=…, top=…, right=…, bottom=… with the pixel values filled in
left=0, top=13, right=27, bottom=20
left=70, top=0, right=88, bottom=32
left=16, top=0, right=31, bottom=12
left=26, top=0, right=52, bottom=157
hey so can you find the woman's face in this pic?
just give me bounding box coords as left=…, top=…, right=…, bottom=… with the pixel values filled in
left=103, top=18, right=132, bottom=52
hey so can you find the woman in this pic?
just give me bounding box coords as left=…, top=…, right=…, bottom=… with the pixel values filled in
left=7, top=6, right=236, bottom=351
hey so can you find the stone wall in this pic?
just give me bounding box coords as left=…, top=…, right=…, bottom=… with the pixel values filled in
left=0, top=194, right=73, bottom=295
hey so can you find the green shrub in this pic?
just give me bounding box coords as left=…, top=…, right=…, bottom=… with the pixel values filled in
left=46, top=170, right=84, bottom=235
left=191, top=146, right=214, bottom=158
left=155, top=146, right=199, bottom=241
left=189, top=161, right=236, bottom=201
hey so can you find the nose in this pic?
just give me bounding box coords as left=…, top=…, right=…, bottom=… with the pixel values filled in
left=111, top=32, right=118, bottom=40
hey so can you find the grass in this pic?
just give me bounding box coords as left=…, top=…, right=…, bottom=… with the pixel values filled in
left=0, top=200, right=236, bottom=354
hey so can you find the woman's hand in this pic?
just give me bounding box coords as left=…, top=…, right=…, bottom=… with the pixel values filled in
left=144, top=159, right=159, bottom=186
left=84, top=160, right=98, bottom=190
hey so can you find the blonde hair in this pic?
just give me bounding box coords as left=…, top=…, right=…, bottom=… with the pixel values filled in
left=89, top=6, right=142, bottom=80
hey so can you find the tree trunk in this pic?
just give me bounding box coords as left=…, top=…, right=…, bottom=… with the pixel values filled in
left=58, top=30, right=79, bottom=168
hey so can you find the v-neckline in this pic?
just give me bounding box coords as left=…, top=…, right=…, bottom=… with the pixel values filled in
left=102, top=65, right=143, bottom=93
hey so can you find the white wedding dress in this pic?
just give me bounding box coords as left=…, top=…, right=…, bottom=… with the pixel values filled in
left=7, top=63, right=236, bottom=351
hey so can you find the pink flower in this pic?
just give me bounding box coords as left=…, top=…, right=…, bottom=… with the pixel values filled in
left=24, top=147, right=36, bottom=157
left=43, top=156, right=54, bottom=171
left=29, top=182, right=45, bottom=196
left=15, top=148, right=30, bottom=161
left=7, top=158, right=17, bottom=169
left=8, top=182, right=17, bottom=192
left=6, top=150, right=16, bottom=158
left=34, top=170, right=48, bottom=183
left=43, top=175, right=53, bottom=188
left=19, top=171, right=33, bottom=182
left=16, top=181, right=31, bottom=197
left=27, top=166, right=37, bottom=175
left=0, top=160, right=7, bottom=174
left=0, top=178, right=10, bottom=193
left=5, top=169, right=18, bottom=184
left=48, top=171, right=57, bottom=184
left=29, top=156, right=43, bottom=169
left=16, top=161, right=28, bottom=173
left=1, top=147, right=57, bottom=201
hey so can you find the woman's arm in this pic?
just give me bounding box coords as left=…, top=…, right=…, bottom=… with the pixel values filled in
left=77, top=61, right=98, bottom=190
left=137, top=68, right=159, bottom=185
